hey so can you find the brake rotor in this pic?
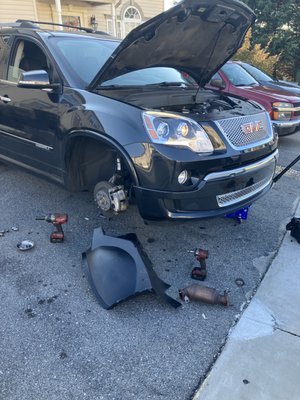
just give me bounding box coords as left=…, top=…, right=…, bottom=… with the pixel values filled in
left=94, top=181, right=114, bottom=213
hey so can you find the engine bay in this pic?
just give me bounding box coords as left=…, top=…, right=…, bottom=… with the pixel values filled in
left=97, top=87, right=262, bottom=120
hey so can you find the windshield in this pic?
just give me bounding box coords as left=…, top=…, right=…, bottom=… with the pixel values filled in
left=240, top=63, right=273, bottom=82
left=51, top=37, right=119, bottom=86
left=101, top=68, right=196, bottom=87
left=222, top=63, right=259, bottom=86
left=50, top=36, right=196, bottom=88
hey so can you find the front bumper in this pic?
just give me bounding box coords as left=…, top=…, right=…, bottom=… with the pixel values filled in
left=272, top=117, right=300, bottom=135
left=134, top=150, right=278, bottom=220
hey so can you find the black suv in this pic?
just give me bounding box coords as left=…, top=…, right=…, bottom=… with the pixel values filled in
left=0, top=0, right=278, bottom=220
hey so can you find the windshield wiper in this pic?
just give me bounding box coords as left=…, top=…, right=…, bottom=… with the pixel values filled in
left=144, top=81, right=190, bottom=87
left=97, top=84, right=138, bottom=89
left=97, top=82, right=192, bottom=90
left=235, top=83, right=258, bottom=87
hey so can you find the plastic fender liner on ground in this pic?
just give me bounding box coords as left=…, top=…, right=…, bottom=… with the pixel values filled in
left=82, top=227, right=181, bottom=309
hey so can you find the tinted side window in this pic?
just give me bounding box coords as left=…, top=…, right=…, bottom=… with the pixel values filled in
left=221, top=63, right=257, bottom=86
left=0, top=35, right=11, bottom=77
left=8, top=39, right=49, bottom=83
left=210, top=72, right=222, bottom=81
left=0, top=35, right=10, bottom=57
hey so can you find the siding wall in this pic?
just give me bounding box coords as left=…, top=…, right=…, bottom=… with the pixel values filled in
left=97, top=0, right=164, bottom=36
left=0, top=0, right=37, bottom=22
left=1, top=0, right=164, bottom=33
left=98, top=0, right=164, bottom=21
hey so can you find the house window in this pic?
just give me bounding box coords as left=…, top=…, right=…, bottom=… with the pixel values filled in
left=124, top=6, right=141, bottom=20
left=107, top=6, right=142, bottom=39
left=106, top=18, right=122, bottom=38
left=122, top=6, right=142, bottom=37
left=62, top=15, right=81, bottom=30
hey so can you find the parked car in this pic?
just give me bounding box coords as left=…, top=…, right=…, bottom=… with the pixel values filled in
left=0, top=0, right=278, bottom=221
left=207, top=62, right=300, bottom=136
left=235, top=61, right=300, bottom=95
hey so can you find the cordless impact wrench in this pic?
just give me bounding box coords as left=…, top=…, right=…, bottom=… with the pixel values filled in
left=36, top=213, right=68, bottom=243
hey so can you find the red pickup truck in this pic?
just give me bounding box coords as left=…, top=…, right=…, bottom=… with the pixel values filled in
left=207, top=61, right=300, bottom=136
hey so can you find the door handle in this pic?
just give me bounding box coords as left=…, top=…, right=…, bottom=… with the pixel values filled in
left=0, top=95, right=11, bottom=103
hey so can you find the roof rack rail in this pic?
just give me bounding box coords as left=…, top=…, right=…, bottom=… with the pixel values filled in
left=0, top=21, right=34, bottom=29
left=14, top=19, right=109, bottom=34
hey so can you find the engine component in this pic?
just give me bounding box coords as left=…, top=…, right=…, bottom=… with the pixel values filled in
left=94, top=181, right=128, bottom=215
left=179, top=284, right=229, bottom=306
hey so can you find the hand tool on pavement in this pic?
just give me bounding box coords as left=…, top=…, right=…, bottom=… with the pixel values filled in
left=188, top=248, right=209, bottom=281
left=36, top=213, right=68, bottom=243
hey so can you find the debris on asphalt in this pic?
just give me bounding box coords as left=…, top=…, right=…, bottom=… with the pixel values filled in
left=202, top=313, right=208, bottom=320
left=24, top=308, right=36, bottom=318
left=83, top=227, right=182, bottom=309
left=188, top=248, right=208, bottom=281
left=59, top=351, right=68, bottom=359
left=17, top=240, right=35, bottom=251
left=0, top=227, right=20, bottom=237
left=286, top=217, right=300, bottom=244
left=36, top=213, right=68, bottom=243
left=235, top=278, right=245, bottom=287
left=179, top=284, right=229, bottom=306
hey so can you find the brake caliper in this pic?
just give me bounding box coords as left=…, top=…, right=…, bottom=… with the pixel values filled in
left=94, top=181, right=128, bottom=215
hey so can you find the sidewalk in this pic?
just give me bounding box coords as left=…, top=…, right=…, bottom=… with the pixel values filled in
left=193, top=200, right=300, bottom=400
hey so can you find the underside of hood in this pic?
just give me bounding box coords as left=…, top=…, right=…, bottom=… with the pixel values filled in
left=89, top=0, right=255, bottom=90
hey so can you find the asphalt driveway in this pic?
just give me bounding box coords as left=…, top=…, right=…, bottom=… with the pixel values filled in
left=0, top=131, right=300, bottom=400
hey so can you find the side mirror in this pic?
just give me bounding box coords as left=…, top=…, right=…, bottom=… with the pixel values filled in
left=210, top=78, right=226, bottom=90
left=17, top=70, right=61, bottom=92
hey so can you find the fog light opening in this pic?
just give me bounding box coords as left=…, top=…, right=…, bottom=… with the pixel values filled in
left=178, top=170, right=189, bottom=184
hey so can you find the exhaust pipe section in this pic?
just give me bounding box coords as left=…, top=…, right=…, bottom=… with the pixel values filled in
left=179, top=284, right=229, bottom=306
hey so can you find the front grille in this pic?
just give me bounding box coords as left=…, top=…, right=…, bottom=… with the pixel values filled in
left=216, top=176, right=272, bottom=207
left=214, top=112, right=273, bottom=149
left=294, top=102, right=300, bottom=117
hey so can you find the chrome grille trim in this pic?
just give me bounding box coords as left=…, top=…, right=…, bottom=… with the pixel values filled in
left=204, top=150, right=278, bottom=182
left=214, top=112, right=273, bottom=150
left=216, top=176, right=272, bottom=207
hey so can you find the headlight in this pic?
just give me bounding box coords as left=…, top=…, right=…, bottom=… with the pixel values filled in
left=142, top=111, right=214, bottom=153
left=272, top=102, right=293, bottom=121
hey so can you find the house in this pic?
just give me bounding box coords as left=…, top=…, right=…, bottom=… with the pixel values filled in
left=0, top=0, right=164, bottom=38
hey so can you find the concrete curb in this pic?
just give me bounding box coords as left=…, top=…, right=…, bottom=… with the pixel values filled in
left=193, top=199, right=300, bottom=400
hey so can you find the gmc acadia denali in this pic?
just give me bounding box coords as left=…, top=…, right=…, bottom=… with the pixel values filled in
left=0, top=0, right=278, bottom=220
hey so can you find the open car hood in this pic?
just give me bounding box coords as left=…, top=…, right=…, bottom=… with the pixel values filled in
left=89, top=0, right=255, bottom=89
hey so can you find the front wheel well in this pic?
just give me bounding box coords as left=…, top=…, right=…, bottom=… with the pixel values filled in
left=65, top=136, right=134, bottom=192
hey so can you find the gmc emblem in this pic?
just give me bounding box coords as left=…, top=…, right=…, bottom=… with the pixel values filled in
left=241, top=121, right=264, bottom=134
